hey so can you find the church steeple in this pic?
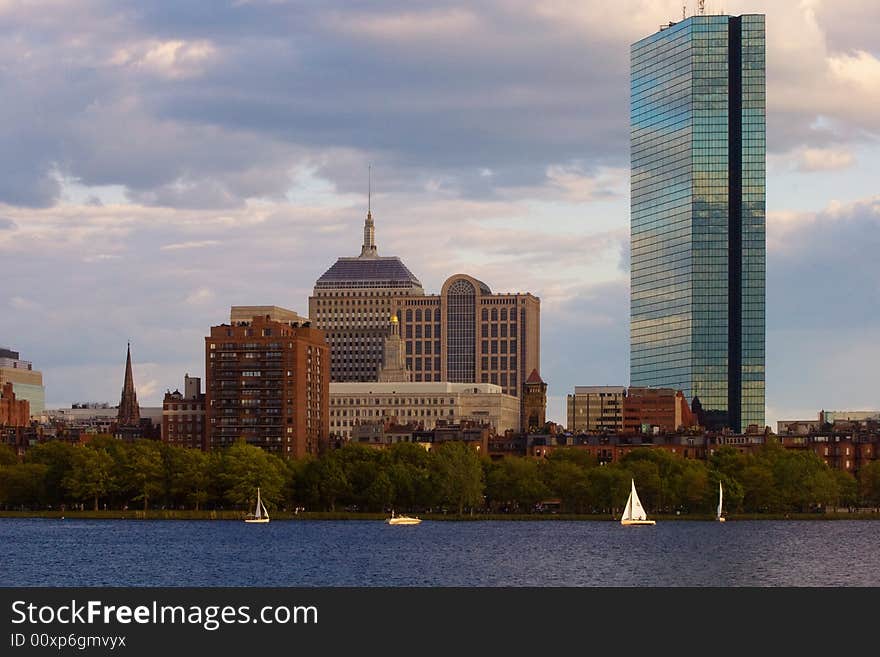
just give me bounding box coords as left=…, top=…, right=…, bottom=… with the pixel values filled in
left=360, top=164, right=378, bottom=258
left=117, top=342, right=140, bottom=426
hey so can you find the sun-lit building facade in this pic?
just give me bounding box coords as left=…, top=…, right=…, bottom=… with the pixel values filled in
left=630, top=13, right=765, bottom=431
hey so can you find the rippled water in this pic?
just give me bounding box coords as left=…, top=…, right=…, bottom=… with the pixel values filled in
left=2, top=519, right=878, bottom=586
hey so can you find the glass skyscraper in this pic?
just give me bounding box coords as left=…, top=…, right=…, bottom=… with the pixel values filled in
left=630, top=14, right=765, bottom=432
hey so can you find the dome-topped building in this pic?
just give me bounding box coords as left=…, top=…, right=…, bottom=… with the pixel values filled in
left=310, top=206, right=424, bottom=381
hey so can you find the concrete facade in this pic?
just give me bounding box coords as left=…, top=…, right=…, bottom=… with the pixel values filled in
left=329, top=381, right=520, bottom=440
left=566, top=386, right=626, bottom=433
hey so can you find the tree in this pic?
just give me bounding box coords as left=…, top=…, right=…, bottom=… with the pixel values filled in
left=859, top=461, right=880, bottom=509
left=830, top=469, right=858, bottom=510
left=63, top=447, right=115, bottom=511
left=541, top=459, right=589, bottom=512
left=162, top=446, right=209, bottom=510
left=219, top=441, right=285, bottom=509
left=386, top=443, right=432, bottom=510
left=26, top=441, right=78, bottom=506
left=0, top=463, right=48, bottom=507
left=485, top=457, right=547, bottom=511
left=431, top=442, right=484, bottom=514
left=122, top=440, right=164, bottom=511
left=364, top=471, right=395, bottom=511
left=0, top=444, right=18, bottom=466
left=740, top=463, right=776, bottom=512
left=586, top=466, right=630, bottom=515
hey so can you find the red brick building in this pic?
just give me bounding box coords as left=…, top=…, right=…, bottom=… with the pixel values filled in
left=622, top=387, right=696, bottom=434
left=162, top=375, right=207, bottom=450
left=0, top=382, right=30, bottom=427
left=205, top=315, right=329, bottom=458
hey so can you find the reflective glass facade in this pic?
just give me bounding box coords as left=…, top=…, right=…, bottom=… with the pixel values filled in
left=630, top=14, right=765, bottom=432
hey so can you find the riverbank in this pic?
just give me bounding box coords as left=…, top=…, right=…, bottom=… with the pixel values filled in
left=1, top=510, right=879, bottom=521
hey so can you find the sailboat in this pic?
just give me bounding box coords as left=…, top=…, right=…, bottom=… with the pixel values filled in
left=244, top=487, right=270, bottom=524
left=620, top=479, right=656, bottom=526
left=717, top=481, right=726, bottom=523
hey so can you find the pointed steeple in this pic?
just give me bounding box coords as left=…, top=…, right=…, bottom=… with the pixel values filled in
left=117, top=342, right=140, bottom=426
left=360, top=164, right=378, bottom=257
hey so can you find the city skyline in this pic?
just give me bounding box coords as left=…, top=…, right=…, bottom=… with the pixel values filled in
left=0, top=1, right=878, bottom=429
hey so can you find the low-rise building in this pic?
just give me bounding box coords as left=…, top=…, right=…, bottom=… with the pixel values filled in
left=230, top=306, right=309, bottom=326
left=623, top=387, right=695, bottom=434
left=566, top=386, right=625, bottom=433
left=162, top=375, right=206, bottom=450
left=330, top=381, right=520, bottom=440
left=0, top=347, right=45, bottom=416
left=351, top=419, right=491, bottom=453
left=0, top=381, right=30, bottom=427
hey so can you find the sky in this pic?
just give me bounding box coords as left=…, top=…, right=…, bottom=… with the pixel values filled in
left=0, top=0, right=878, bottom=429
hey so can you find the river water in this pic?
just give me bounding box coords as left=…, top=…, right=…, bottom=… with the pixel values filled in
left=2, top=519, right=878, bottom=586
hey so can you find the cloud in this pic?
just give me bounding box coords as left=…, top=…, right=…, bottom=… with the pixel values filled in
left=0, top=1, right=878, bottom=210
left=160, top=240, right=221, bottom=251
left=83, top=254, right=123, bottom=263
left=110, top=39, right=217, bottom=80
left=184, top=287, right=215, bottom=305
left=768, top=195, right=880, bottom=332
left=137, top=378, right=159, bottom=398
left=0, top=217, right=16, bottom=230
left=794, top=147, right=856, bottom=172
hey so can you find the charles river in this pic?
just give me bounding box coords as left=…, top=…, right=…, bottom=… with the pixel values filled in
left=2, top=519, right=879, bottom=586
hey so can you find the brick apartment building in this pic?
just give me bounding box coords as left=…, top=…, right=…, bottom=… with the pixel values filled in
left=205, top=314, right=329, bottom=458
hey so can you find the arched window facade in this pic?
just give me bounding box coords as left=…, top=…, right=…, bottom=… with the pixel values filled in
left=446, top=279, right=476, bottom=383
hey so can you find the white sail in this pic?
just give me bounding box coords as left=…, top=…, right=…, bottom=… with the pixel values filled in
left=261, top=499, right=269, bottom=519
left=254, top=488, right=262, bottom=519
left=620, top=490, right=633, bottom=522
left=629, top=480, right=647, bottom=521
left=717, top=481, right=723, bottom=520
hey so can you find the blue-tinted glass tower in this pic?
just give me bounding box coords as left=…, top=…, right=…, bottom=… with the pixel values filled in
left=630, top=14, right=765, bottom=432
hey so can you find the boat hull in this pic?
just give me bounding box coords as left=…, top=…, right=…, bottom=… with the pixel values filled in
left=244, top=518, right=270, bottom=524
left=717, top=518, right=726, bottom=523
left=385, top=517, right=421, bottom=525
left=621, top=519, right=656, bottom=526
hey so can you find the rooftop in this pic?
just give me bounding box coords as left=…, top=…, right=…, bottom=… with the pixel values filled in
left=315, top=255, right=423, bottom=290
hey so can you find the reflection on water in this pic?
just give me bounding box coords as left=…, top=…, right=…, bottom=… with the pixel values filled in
left=1, top=519, right=879, bottom=587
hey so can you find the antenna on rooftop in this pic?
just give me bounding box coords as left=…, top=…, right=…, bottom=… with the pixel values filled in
left=683, top=4, right=687, bottom=20
left=368, top=163, right=371, bottom=215
left=699, top=0, right=705, bottom=15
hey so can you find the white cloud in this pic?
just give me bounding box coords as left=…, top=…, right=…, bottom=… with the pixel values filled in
left=137, top=378, right=159, bottom=398
left=110, top=39, right=218, bottom=80
left=185, top=288, right=215, bottom=305
left=795, top=147, right=856, bottom=172
left=160, top=240, right=221, bottom=251
left=326, top=8, right=480, bottom=41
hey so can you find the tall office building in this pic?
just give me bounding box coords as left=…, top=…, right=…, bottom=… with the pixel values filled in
left=393, top=274, right=540, bottom=400
left=310, top=213, right=542, bottom=412
left=630, top=13, right=765, bottom=431
left=309, top=209, right=424, bottom=382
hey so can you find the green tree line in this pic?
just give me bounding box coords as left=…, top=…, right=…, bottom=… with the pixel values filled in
left=1, top=437, right=879, bottom=515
